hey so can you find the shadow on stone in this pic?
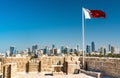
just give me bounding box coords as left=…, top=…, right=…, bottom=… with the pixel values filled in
left=74, top=69, right=80, bottom=74
left=45, top=73, right=52, bottom=76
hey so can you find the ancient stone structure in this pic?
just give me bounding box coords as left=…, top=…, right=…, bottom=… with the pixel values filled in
left=3, top=63, right=17, bottom=78
left=0, top=56, right=80, bottom=78
left=79, top=57, right=120, bottom=78
left=1, top=56, right=120, bottom=78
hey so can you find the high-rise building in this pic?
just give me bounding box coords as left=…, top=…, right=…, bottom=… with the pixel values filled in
left=109, top=44, right=111, bottom=52
left=52, top=44, right=55, bottom=49
left=77, top=45, right=80, bottom=52
left=61, top=46, right=65, bottom=53
left=91, top=41, right=95, bottom=52
left=10, top=46, right=15, bottom=56
left=64, top=46, right=69, bottom=54
left=43, top=48, right=47, bottom=54
left=86, top=45, right=90, bottom=53
left=54, top=49, right=61, bottom=55
left=43, top=46, right=49, bottom=54
left=70, top=48, right=73, bottom=52
left=100, top=46, right=107, bottom=55
left=104, top=48, right=107, bottom=56
left=111, top=46, right=116, bottom=54
left=100, top=47, right=104, bottom=54
left=27, top=48, right=31, bottom=55
left=32, top=44, right=38, bottom=52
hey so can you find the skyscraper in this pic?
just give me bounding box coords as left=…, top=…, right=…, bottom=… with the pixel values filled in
left=61, top=46, right=65, bottom=53
left=111, top=46, right=116, bottom=54
left=77, top=45, right=80, bottom=52
left=91, top=41, right=95, bottom=52
left=70, top=48, right=73, bottom=53
left=86, top=45, right=90, bottom=53
left=32, top=44, right=38, bottom=52
left=109, top=44, right=111, bottom=52
left=27, top=48, right=31, bottom=53
left=100, top=46, right=107, bottom=55
left=43, top=46, right=49, bottom=54
left=10, top=46, right=15, bottom=56
left=64, top=46, right=69, bottom=54
left=27, top=48, right=31, bottom=54
left=52, top=44, right=55, bottom=49
left=104, top=48, right=107, bottom=56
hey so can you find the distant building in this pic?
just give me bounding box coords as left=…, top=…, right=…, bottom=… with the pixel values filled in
left=74, top=49, right=77, bottom=53
left=32, top=44, right=38, bottom=52
left=27, top=48, right=31, bottom=53
left=91, top=41, right=95, bottom=52
left=86, top=45, right=90, bottom=53
left=70, top=48, right=73, bottom=53
left=10, top=46, right=15, bottom=56
left=64, top=46, right=69, bottom=54
left=100, top=47, right=104, bottom=54
left=50, top=48, right=55, bottom=55
left=27, top=48, right=31, bottom=55
left=77, top=45, right=80, bottom=52
left=100, top=46, right=107, bottom=55
left=52, top=44, right=55, bottom=49
left=104, top=48, right=107, bottom=56
left=43, top=48, right=47, bottom=54
left=61, top=46, right=65, bottom=53
left=111, top=46, right=116, bottom=54
left=54, top=49, right=61, bottom=55
left=109, top=44, right=111, bottom=52
left=43, top=46, right=49, bottom=54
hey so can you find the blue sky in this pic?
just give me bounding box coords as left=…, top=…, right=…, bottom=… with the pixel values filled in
left=0, top=0, right=120, bottom=52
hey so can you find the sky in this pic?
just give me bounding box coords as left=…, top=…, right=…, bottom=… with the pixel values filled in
left=0, top=0, right=120, bottom=52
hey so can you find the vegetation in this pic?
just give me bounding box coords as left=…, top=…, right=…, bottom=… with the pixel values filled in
left=86, top=53, right=120, bottom=58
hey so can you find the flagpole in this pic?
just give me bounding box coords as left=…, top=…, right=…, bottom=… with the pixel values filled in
left=82, top=7, right=85, bottom=69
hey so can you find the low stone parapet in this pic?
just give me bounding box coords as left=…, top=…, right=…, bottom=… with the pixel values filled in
left=80, top=69, right=101, bottom=78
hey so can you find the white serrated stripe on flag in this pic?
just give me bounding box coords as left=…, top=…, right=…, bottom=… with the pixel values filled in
left=82, top=8, right=91, bottom=19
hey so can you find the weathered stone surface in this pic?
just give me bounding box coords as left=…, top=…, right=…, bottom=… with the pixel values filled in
left=3, top=63, right=17, bottom=78
left=1, top=56, right=120, bottom=78
left=80, top=57, right=120, bottom=78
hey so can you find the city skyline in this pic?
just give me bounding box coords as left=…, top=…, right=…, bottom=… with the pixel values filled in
left=1, top=42, right=119, bottom=53
left=0, top=0, right=120, bottom=52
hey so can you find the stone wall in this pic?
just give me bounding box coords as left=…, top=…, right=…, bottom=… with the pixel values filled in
left=1, top=56, right=120, bottom=77
left=0, top=56, right=80, bottom=78
left=0, top=56, right=80, bottom=73
left=64, top=61, right=80, bottom=74
left=40, top=56, right=65, bottom=72
left=28, top=59, right=40, bottom=72
left=2, top=57, right=30, bottom=72
left=80, top=57, right=120, bottom=78
left=3, top=63, right=17, bottom=78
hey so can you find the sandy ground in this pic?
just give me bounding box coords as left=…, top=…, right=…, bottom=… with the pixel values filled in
left=16, top=72, right=96, bottom=78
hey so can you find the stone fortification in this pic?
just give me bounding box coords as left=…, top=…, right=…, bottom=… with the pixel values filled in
left=0, top=56, right=80, bottom=78
left=79, top=57, right=120, bottom=78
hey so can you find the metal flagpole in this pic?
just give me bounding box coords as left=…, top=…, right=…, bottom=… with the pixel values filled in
left=82, top=8, right=85, bottom=69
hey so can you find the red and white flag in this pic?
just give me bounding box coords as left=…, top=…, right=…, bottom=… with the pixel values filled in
left=82, top=8, right=106, bottom=19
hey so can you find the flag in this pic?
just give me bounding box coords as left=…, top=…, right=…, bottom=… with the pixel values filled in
left=82, top=8, right=106, bottom=19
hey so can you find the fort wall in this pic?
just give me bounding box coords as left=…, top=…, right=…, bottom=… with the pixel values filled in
left=80, top=57, right=120, bottom=78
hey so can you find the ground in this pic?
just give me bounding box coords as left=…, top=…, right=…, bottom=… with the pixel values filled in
left=16, top=72, right=95, bottom=78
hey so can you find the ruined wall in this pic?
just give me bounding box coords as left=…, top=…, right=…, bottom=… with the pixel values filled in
left=2, top=57, right=30, bottom=72
left=40, top=56, right=65, bottom=72
left=80, top=57, right=120, bottom=78
left=64, top=61, right=80, bottom=74
left=1, top=56, right=120, bottom=77
left=3, top=63, right=17, bottom=78
left=28, top=59, right=40, bottom=72
left=1, top=56, right=80, bottom=74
